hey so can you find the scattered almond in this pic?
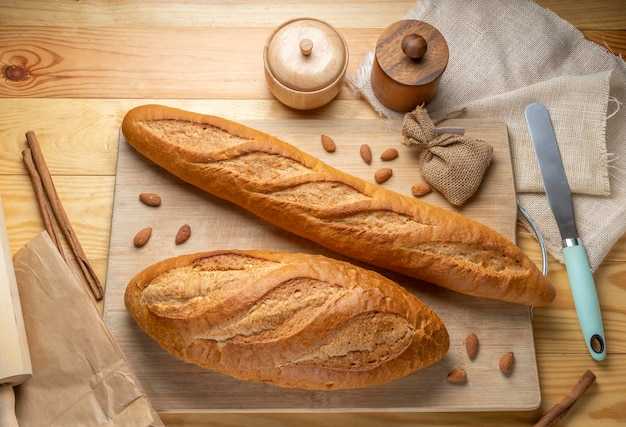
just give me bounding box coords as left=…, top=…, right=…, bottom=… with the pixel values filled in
left=374, top=168, right=393, bottom=184
left=465, top=332, right=479, bottom=360
left=139, top=193, right=161, bottom=207
left=175, top=224, right=191, bottom=245
left=360, top=144, right=372, bottom=165
left=499, top=351, right=515, bottom=374
left=380, top=147, right=399, bottom=161
left=321, top=134, right=336, bottom=153
left=133, top=227, right=152, bottom=248
left=411, top=183, right=432, bottom=197
left=447, top=368, right=467, bottom=383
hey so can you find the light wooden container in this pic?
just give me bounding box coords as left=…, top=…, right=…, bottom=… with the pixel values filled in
left=371, top=20, right=449, bottom=112
left=264, top=18, right=349, bottom=110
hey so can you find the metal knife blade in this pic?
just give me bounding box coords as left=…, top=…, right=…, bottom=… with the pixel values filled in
left=525, top=102, right=606, bottom=361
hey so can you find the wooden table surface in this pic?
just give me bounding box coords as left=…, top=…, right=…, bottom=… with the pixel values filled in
left=1, top=1, right=625, bottom=425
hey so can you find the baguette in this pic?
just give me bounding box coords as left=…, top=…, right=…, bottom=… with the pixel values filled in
left=121, top=104, right=555, bottom=307
left=125, top=250, right=450, bottom=390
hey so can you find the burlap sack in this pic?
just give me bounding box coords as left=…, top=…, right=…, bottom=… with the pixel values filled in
left=402, top=106, right=493, bottom=206
left=353, top=0, right=626, bottom=270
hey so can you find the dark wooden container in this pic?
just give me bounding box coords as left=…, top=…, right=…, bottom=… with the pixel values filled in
left=371, top=20, right=449, bottom=112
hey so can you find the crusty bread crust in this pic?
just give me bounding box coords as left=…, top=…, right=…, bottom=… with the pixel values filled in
left=122, top=104, right=555, bottom=307
left=125, top=250, right=450, bottom=390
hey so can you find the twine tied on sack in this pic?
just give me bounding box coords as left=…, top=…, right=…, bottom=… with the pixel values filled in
left=402, top=105, right=494, bottom=206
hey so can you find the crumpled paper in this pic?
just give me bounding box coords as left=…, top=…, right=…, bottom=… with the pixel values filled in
left=353, top=0, right=626, bottom=270
left=12, top=232, right=163, bottom=427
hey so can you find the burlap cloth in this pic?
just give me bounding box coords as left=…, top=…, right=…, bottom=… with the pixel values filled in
left=353, top=0, right=626, bottom=271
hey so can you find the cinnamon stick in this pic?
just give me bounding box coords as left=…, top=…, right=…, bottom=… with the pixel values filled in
left=534, top=369, right=597, bottom=427
left=24, top=131, right=104, bottom=300
left=22, top=148, right=67, bottom=260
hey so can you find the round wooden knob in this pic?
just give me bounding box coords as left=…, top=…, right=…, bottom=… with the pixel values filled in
left=299, top=38, right=313, bottom=56
left=401, top=34, right=427, bottom=60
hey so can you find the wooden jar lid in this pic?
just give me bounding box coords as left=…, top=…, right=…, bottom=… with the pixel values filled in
left=371, top=20, right=449, bottom=112
left=264, top=18, right=349, bottom=110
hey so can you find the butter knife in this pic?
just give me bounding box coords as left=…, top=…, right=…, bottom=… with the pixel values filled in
left=525, top=102, right=606, bottom=361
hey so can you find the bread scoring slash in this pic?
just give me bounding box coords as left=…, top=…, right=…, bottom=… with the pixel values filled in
left=121, top=104, right=555, bottom=307
left=125, top=250, right=450, bottom=390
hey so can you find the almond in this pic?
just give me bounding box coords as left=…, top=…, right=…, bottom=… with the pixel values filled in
left=321, top=134, right=336, bottom=153
left=374, top=168, right=393, bottom=184
left=133, top=227, right=152, bottom=248
left=499, top=351, right=515, bottom=374
left=380, top=147, right=399, bottom=161
left=139, top=193, right=161, bottom=207
left=411, top=183, right=432, bottom=197
left=175, top=224, right=191, bottom=245
left=360, top=144, right=372, bottom=165
left=465, top=332, right=479, bottom=360
left=446, top=368, right=467, bottom=383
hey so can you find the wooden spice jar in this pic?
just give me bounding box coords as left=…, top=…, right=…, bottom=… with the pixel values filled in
left=264, top=18, right=349, bottom=110
left=371, top=20, right=449, bottom=112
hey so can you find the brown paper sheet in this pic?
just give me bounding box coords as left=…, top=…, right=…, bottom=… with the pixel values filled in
left=11, top=232, right=163, bottom=427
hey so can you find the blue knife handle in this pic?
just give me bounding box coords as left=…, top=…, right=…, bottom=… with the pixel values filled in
left=562, top=243, right=606, bottom=361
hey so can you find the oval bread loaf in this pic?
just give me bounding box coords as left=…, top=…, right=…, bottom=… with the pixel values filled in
left=125, top=250, right=450, bottom=390
left=121, top=104, right=555, bottom=307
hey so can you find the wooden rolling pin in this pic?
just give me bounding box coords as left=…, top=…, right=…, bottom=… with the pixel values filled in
left=0, top=195, right=32, bottom=426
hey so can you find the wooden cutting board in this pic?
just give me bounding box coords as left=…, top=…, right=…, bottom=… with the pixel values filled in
left=103, top=117, right=541, bottom=412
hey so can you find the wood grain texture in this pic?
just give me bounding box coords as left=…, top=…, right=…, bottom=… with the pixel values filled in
left=155, top=354, right=626, bottom=426
left=1, top=0, right=624, bottom=31
left=2, top=26, right=624, bottom=97
left=536, top=0, right=626, bottom=30
left=0, top=0, right=413, bottom=28
left=0, top=0, right=624, bottom=425
left=2, top=2, right=625, bottom=99
left=0, top=26, right=378, bottom=99
left=582, top=30, right=626, bottom=56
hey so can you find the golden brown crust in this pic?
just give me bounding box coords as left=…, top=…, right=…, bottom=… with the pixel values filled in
left=121, top=104, right=555, bottom=307
left=125, top=250, right=450, bottom=390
